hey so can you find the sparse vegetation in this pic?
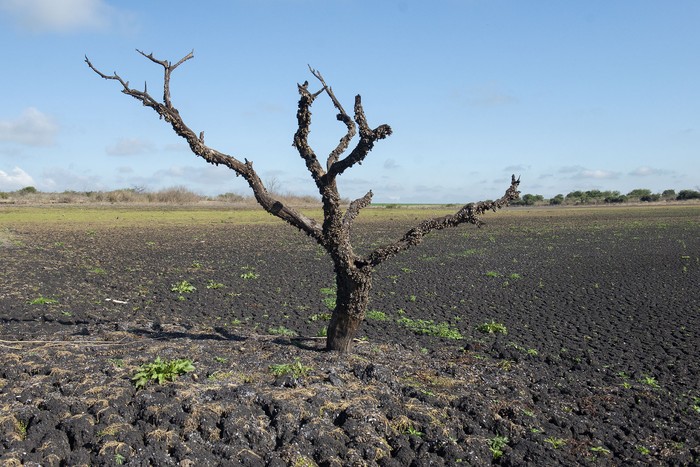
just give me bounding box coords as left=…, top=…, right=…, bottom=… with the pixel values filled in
left=397, top=317, right=463, bottom=339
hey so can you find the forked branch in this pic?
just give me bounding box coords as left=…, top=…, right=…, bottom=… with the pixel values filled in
left=86, top=50, right=322, bottom=241
left=364, top=175, right=521, bottom=268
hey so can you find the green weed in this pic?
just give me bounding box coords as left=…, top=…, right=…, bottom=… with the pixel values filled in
left=206, top=280, right=225, bottom=289
left=268, top=326, right=297, bottom=337
left=544, top=437, right=567, bottom=449
left=397, top=317, right=463, bottom=339
left=28, top=295, right=58, bottom=305
left=171, top=280, right=196, bottom=294
left=132, top=357, right=195, bottom=389
left=489, top=435, right=509, bottom=459
left=269, top=358, right=312, bottom=378
left=366, top=310, right=388, bottom=321
left=476, top=320, right=508, bottom=335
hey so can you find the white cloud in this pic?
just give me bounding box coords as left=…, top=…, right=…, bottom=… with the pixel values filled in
left=629, top=166, right=671, bottom=177
left=0, top=167, right=35, bottom=190
left=0, top=0, right=131, bottom=33
left=0, top=107, right=58, bottom=147
left=106, top=138, right=154, bottom=156
left=580, top=169, right=619, bottom=180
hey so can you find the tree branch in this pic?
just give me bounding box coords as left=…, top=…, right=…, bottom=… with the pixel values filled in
left=86, top=51, right=322, bottom=241
left=328, top=95, right=393, bottom=178
left=308, top=67, right=356, bottom=171
left=292, top=80, right=326, bottom=187
left=363, top=175, right=521, bottom=268
left=343, top=190, right=373, bottom=230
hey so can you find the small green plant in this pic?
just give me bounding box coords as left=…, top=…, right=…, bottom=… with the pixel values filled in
left=269, top=358, right=312, bottom=378
left=692, top=397, right=700, bottom=413
left=171, top=280, right=196, bottom=294
left=213, top=356, right=228, bottom=364
left=366, top=310, right=388, bottom=321
left=485, top=270, right=500, bottom=278
left=640, top=375, right=660, bottom=389
left=397, top=317, right=463, bottom=339
left=544, top=437, right=567, bottom=449
left=636, top=445, right=650, bottom=455
left=590, top=446, right=611, bottom=455
left=28, top=295, right=58, bottom=305
left=132, top=357, right=195, bottom=389
left=476, top=320, right=508, bottom=335
left=309, top=312, right=332, bottom=322
left=489, top=435, right=509, bottom=459
left=206, top=279, right=225, bottom=289
left=89, top=267, right=107, bottom=274
left=115, top=453, right=126, bottom=465
left=320, top=287, right=336, bottom=310
left=268, top=326, right=297, bottom=337
left=316, top=327, right=328, bottom=337
left=408, top=294, right=417, bottom=302
left=508, top=273, right=522, bottom=280
left=405, top=425, right=423, bottom=437
left=190, top=261, right=203, bottom=269
left=240, top=271, right=259, bottom=280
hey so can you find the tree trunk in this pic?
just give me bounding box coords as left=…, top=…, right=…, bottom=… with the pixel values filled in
left=326, top=267, right=372, bottom=353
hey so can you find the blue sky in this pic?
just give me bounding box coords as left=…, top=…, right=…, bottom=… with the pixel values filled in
left=0, top=0, right=698, bottom=203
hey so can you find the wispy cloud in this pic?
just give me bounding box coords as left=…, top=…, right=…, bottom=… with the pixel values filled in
left=383, top=158, right=400, bottom=170
left=558, top=165, right=619, bottom=180
left=452, top=82, right=518, bottom=108
left=629, top=166, right=671, bottom=177
left=0, top=166, right=35, bottom=190
left=0, top=107, right=58, bottom=146
left=0, top=0, right=133, bottom=34
left=106, top=138, right=154, bottom=156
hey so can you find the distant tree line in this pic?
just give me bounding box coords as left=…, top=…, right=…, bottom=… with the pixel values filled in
left=2, top=185, right=700, bottom=206
left=511, top=188, right=700, bottom=206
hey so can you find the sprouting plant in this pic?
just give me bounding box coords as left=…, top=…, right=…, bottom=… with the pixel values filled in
left=115, top=453, right=126, bottom=465
left=692, top=397, right=700, bottom=414
left=28, top=295, right=58, bottom=305
left=590, top=446, right=611, bottom=455
left=366, top=310, right=388, bottom=321
left=240, top=271, right=259, bottom=280
left=171, top=280, right=196, bottom=294
left=13, top=419, right=27, bottom=440
left=636, top=445, right=650, bottom=455
left=190, top=261, right=203, bottom=269
left=405, top=425, right=423, bottom=437
left=206, top=279, right=224, bottom=289
left=408, top=294, right=417, bottom=302
left=544, top=437, right=567, bottom=449
left=269, top=358, right=312, bottom=378
left=489, top=435, right=509, bottom=459
left=89, top=267, right=107, bottom=274
left=640, top=375, right=660, bottom=389
left=268, top=326, right=297, bottom=337
left=476, top=320, right=508, bottom=335
left=485, top=270, right=500, bottom=278
left=316, top=327, right=328, bottom=337
left=400, top=267, right=414, bottom=273
left=508, top=273, right=522, bottom=280
left=213, top=356, right=228, bottom=364
left=132, top=357, right=195, bottom=389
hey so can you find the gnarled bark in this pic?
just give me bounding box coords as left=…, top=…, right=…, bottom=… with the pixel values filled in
left=87, top=50, right=520, bottom=352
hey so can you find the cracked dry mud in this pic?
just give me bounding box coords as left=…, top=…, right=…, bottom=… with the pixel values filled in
left=1, top=205, right=699, bottom=466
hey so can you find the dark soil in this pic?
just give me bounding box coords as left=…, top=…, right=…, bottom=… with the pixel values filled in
left=1, top=206, right=699, bottom=466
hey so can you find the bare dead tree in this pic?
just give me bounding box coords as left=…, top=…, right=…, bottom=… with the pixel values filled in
left=86, top=50, right=520, bottom=353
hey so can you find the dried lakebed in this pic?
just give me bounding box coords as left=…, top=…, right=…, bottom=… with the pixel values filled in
left=1, top=205, right=699, bottom=466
